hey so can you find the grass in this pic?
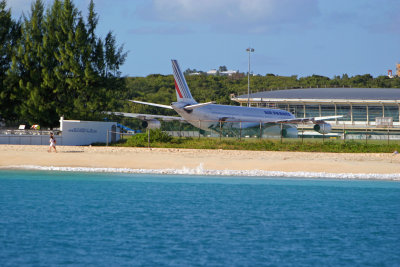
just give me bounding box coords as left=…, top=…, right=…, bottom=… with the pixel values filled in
left=114, top=130, right=400, bottom=153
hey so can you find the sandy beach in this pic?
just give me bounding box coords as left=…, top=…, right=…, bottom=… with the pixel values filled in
left=0, top=145, right=399, bottom=179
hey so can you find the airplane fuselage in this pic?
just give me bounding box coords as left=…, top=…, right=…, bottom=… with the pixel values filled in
left=172, top=102, right=298, bottom=137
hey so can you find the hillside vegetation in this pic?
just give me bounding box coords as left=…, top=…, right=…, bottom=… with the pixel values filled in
left=120, top=73, right=400, bottom=114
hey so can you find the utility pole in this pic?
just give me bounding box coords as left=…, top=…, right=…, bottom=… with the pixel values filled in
left=246, top=47, right=255, bottom=107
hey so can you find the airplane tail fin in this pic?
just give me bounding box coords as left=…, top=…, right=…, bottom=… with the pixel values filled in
left=171, top=60, right=196, bottom=103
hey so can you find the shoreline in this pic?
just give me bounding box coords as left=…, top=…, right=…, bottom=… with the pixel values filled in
left=3, top=165, right=400, bottom=181
left=0, top=145, right=399, bottom=180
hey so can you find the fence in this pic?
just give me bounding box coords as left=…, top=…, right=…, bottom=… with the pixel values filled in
left=3, top=122, right=398, bottom=146
left=111, top=119, right=400, bottom=148
left=0, top=130, right=63, bottom=145
left=157, top=120, right=400, bottom=144
left=106, top=130, right=135, bottom=146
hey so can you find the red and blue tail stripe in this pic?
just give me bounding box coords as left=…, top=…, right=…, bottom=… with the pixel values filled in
left=172, top=60, right=195, bottom=102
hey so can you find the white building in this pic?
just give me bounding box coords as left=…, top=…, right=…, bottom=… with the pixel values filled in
left=207, top=69, right=218, bottom=75
left=220, top=70, right=238, bottom=76
left=206, top=69, right=238, bottom=76
left=0, top=117, right=121, bottom=146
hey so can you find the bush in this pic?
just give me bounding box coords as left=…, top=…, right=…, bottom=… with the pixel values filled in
left=149, top=129, right=173, bottom=142
left=119, top=131, right=399, bottom=153
left=125, top=129, right=172, bottom=147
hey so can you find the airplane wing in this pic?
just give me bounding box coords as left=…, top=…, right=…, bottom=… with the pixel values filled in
left=275, top=115, right=344, bottom=124
left=106, top=112, right=185, bottom=121
left=128, top=100, right=173, bottom=109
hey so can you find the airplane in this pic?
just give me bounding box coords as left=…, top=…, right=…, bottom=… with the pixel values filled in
left=111, top=60, right=342, bottom=138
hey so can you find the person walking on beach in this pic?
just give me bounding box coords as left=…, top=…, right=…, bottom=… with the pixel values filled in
left=48, top=132, right=57, bottom=153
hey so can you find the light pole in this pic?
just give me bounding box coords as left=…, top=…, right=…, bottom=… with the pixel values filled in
left=246, top=47, right=254, bottom=107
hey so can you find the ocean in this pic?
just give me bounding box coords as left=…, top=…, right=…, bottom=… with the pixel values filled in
left=0, top=170, right=399, bottom=266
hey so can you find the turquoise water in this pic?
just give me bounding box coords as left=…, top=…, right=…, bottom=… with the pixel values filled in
left=0, top=170, right=399, bottom=266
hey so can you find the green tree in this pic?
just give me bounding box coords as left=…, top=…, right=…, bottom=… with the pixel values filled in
left=219, top=66, right=227, bottom=72
left=104, top=31, right=126, bottom=77
left=4, top=0, right=127, bottom=126
left=50, top=0, right=126, bottom=122
left=14, top=0, right=48, bottom=125
left=41, top=0, right=63, bottom=124
left=0, top=0, right=21, bottom=122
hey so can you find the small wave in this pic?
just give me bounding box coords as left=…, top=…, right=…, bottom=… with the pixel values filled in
left=2, top=164, right=399, bottom=181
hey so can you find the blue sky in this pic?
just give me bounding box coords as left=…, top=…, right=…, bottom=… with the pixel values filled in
left=8, top=0, right=400, bottom=78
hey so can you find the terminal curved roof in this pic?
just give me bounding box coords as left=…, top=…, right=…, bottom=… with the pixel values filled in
left=239, top=88, right=400, bottom=101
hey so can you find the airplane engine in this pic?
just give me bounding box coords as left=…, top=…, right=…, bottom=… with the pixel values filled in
left=142, top=119, right=161, bottom=129
left=313, top=123, right=332, bottom=134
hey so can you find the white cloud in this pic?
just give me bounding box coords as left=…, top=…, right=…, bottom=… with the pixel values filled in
left=140, top=0, right=319, bottom=33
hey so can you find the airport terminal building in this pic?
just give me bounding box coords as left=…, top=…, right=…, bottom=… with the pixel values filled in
left=232, top=88, right=400, bottom=129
